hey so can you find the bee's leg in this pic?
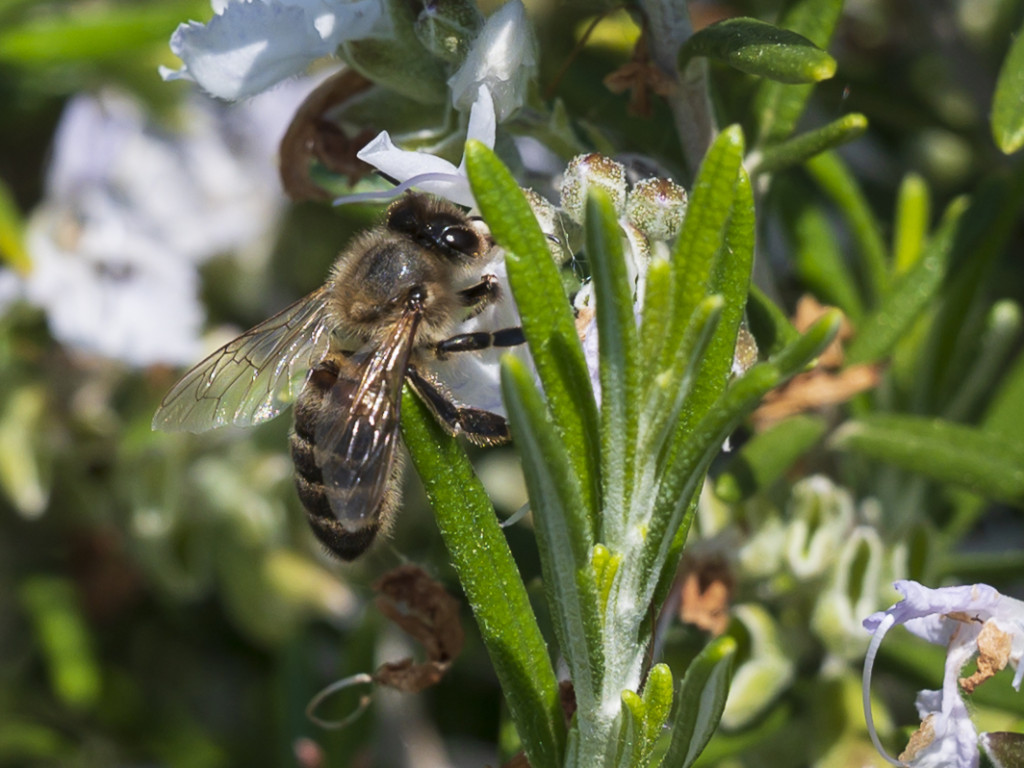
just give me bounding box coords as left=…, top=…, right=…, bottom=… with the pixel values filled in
left=433, top=327, right=526, bottom=359
left=406, top=366, right=510, bottom=446
left=458, top=274, right=501, bottom=319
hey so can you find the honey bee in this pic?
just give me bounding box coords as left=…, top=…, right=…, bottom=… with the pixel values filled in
left=153, top=193, right=524, bottom=559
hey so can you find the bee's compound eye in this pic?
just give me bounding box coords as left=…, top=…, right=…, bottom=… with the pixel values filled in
left=442, top=226, right=481, bottom=256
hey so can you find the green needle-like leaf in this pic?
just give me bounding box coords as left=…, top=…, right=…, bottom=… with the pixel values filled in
left=715, top=415, right=829, bottom=502
left=754, top=0, right=844, bottom=143
left=680, top=17, right=836, bottom=84
left=831, top=414, right=1024, bottom=506
left=465, top=141, right=600, bottom=527
left=892, top=173, right=932, bottom=275
left=587, top=191, right=640, bottom=528
left=401, top=392, right=565, bottom=768
left=805, top=151, right=889, bottom=303
left=775, top=175, right=865, bottom=321
left=0, top=178, right=29, bottom=273
left=991, top=17, right=1024, bottom=154
left=661, top=636, right=738, bottom=768
left=752, top=114, right=868, bottom=176
left=745, top=285, right=800, bottom=358
left=665, top=125, right=745, bottom=377
left=500, top=355, right=605, bottom=715
left=846, top=196, right=968, bottom=365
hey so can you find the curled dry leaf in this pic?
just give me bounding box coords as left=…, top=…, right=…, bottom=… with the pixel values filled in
left=372, top=564, right=465, bottom=693
left=677, top=554, right=734, bottom=636
left=604, top=30, right=675, bottom=118
left=752, top=295, right=880, bottom=429
left=279, top=69, right=375, bottom=201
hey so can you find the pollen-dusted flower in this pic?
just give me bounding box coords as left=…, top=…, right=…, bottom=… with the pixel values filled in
left=862, top=580, right=1024, bottom=768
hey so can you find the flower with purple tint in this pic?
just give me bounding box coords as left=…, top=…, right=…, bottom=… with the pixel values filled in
left=862, top=580, right=1024, bottom=768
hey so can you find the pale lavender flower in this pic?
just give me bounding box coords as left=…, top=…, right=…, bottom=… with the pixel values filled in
left=9, top=84, right=306, bottom=366
left=862, top=580, right=1024, bottom=768
left=337, top=83, right=496, bottom=208
left=160, top=0, right=388, bottom=100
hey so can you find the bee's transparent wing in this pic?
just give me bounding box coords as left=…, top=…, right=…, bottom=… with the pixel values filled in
left=153, top=288, right=332, bottom=433
left=314, top=311, right=418, bottom=529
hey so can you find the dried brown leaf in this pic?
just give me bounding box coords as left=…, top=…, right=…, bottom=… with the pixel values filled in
left=371, top=565, right=464, bottom=693
left=279, top=69, right=374, bottom=201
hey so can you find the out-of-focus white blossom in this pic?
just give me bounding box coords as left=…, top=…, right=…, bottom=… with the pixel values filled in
left=8, top=85, right=305, bottom=366
left=447, top=0, right=537, bottom=122
left=161, top=0, right=388, bottom=100
left=862, top=580, right=1024, bottom=768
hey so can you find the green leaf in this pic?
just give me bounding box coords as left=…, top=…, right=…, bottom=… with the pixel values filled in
left=753, top=0, right=844, bottom=143
left=846, top=196, right=968, bottom=365
left=0, top=2, right=205, bottom=63
left=943, top=300, right=1022, bottom=421
left=805, top=151, right=889, bottom=303
left=401, top=391, right=565, bottom=768
left=668, top=126, right=745, bottom=351
left=774, top=176, right=865, bottom=321
left=587, top=190, right=640, bottom=525
left=500, top=356, right=605, bottom=714
left=640, top=256, right=673, bottom=367
left=752, top=114, right=868, bottom=175
left=465, top=140, right=600, bottom=528
left=991, top=18, right=1024, bottom=154
left=768, top=309, right=843, bottom=377
left=830, top=414, right=1024, bottom=506
left=680, top=18, right=836, bottom=84
left=983, top=347, right=1024, bottom=440
left=892, top=173, right=932, bottom=275
left=614, top=664, right=675, bottom=768
left=20, top=577, right=101, bottom=711
left=645, top=364, right=782, bottom=587
left=745, top=285, right=799, bottom=358
left=910, top=170, right=1024, bottom=412
left=661, top=636, right=738, bottom=768
left=981, top=732, right=1024, bottom=767
left=0, top=178, right=29, bottom=272
left=715, top=415, right=829, bottom=502
left=640, top=664, right=674, bottom=762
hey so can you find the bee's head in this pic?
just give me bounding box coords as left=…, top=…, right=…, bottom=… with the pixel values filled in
left=386, top=193, right=488, bottom=262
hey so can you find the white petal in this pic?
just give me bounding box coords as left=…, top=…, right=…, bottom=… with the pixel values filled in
left=163, top=2, right=334, bottom=100
left=448, top=0, right=537, bottom=121
left=462, top=84, right=496, bottom=151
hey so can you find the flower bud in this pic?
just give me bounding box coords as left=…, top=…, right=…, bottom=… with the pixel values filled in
left=414, top=0, right=483, bottom=64
left=811, top=525, right=885, bottom=659
left=341, top=0, right=449, bottom=104
left=625, top=177, right=688, bottom=241
left=720, top=604, right=795, bottom=729
left=784, top=475, right=854, bottom=579
left=447, top=0, right=537, bottom=121
left=559, top=153, right=627, bottom=225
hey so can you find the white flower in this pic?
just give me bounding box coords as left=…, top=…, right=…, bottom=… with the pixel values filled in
left=337, top=83, right=496, bottom=208
left=10, top=85, right=303, bottom=366
left=447, top=0, right=537, bottom=122
left=160, top=0, right=388, bottom=100
left=862, top=580, right=1024, bottom=768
